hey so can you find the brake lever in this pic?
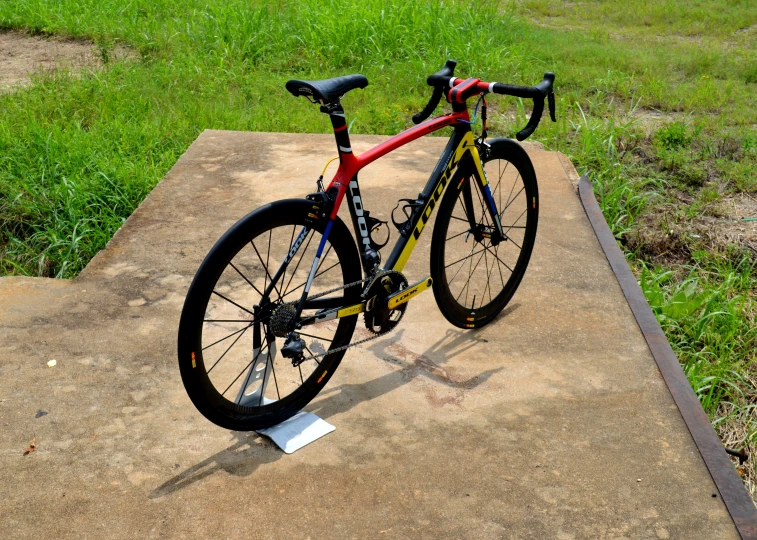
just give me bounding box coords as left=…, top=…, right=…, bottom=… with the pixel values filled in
left=548, top=91, right=556, bottom=122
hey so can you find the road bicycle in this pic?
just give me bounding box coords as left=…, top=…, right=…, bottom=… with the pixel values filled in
left=178, top=60, right=556, bottom=430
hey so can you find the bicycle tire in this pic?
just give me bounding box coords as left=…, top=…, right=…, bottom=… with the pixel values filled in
left=430, top=138, right=539, bottom=328
left=178, top=199, right=361, bottom=431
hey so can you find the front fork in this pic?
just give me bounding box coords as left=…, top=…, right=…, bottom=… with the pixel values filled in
left=463, top=142, right=507, bottom=244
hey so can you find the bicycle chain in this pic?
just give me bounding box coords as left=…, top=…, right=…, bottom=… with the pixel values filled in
left=293, top=271, right=396, bottom=363
left=298, top=327, right=393, bottom=363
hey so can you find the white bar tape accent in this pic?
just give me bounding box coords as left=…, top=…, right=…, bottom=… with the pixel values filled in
left=489, top=82, right=496, bottom=93
left=449, top=77, right=456, bottom=87
left=331, top=112, right=345, bottom=117
left=339, top=145, right=352, bottom=153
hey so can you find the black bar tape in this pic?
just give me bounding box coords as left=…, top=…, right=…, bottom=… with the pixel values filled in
left=412, top=86, right=444, bottom=125
left=516, top=97, right=544, bottom=142
left=412, top=60, right=458, bottom=124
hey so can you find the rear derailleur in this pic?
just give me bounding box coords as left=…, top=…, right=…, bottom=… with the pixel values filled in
left=281, top=331, right=306, bottom=367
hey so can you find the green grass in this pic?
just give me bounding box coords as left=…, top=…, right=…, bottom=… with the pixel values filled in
left=1, top=0, right=755, bottom=498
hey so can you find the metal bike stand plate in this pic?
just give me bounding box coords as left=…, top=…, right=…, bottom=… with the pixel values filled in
left=257, top=411, right=335, bottom=454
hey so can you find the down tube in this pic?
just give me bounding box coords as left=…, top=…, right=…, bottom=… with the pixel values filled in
left=384, top=128, right=468, bottom=272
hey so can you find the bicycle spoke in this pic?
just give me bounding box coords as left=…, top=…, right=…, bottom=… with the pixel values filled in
left=445, top=246, right=488, bottom=269
left=445, top=229, right=470, bottom=242
left=502, top=169, right=519, bottom=214
left=207, top=324, right=251, bottom=375
left=212, top=290, right=255, bottom=317
left=279, top=225, right=297, bottom=297
left=258, top=333, right=270, bottom=406
left=251, top=238, right=282, bottom=301
left=500, top=183, right=524, bottom=219
left=303, top=343, right=321, bottom=366
left=448, top=243, right=476, bottom=286
left=270, top=347, right=281, bottom=400
left=282, top=230, right=315, bottom=297
left=229, top=262, right=264, bottom=297
left=265, top=230, right=272, bottom=292
left=221, top=340, right=266, bottom=398
left=502, top=208, right=528, bottom=234
left=202, top=323, right=252, bottom=351
left=284, top=259, right=340, bottom=300
left=298, top=331, right=333, bottom=342
left=472, top=183, right=492, bottom=229
left=483, top=241, right=515, bottom=274
left=457, top=192, right=473, bottom=224
left=235, top=332, right=268, bottom=406
left=482, top=244, right=492, bottom=304
left=494, top=243, right=507, bottom=288
left=456, top=247, right=487, bottom=306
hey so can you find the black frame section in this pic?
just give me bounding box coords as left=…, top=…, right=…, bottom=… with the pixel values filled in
left=342, top=125, right=473, bottom=274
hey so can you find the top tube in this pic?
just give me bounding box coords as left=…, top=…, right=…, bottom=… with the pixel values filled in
left=356, top=111, right=470, bottom=171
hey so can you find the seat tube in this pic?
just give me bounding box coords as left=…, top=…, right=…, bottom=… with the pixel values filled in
left=321, top=101, right=354, bottom=159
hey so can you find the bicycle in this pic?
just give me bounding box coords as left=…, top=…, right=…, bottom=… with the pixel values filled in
left=178, top=60, right=556, bottom=430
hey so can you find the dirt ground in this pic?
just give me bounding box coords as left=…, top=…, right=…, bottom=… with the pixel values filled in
left=0, top=29, right=102, bottom=88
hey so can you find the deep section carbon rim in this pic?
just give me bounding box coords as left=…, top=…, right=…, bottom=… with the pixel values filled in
left=443, top=158, right=530, bottom=310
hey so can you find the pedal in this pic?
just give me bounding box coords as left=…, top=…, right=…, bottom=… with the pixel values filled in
left=385, top=277, right=433, bottom=310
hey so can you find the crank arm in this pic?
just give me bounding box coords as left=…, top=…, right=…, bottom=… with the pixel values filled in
left=386, top=277, right=432, bottom=309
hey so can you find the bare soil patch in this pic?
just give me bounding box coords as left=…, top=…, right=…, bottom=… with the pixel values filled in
left=627, top=193, right=757, bottom=266
left=0, top=30, right=117, bottom=89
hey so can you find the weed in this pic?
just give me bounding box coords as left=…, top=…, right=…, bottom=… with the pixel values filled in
left=656, top=122, right=691, bottom=150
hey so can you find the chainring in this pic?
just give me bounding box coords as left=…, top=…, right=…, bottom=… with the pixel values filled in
left=363, top=270, right=408, bottom=334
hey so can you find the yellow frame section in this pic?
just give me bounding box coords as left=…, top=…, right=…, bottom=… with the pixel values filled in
left=336, top=303, right=364, bottom=318
left=391, top=131, right=486, bottom=272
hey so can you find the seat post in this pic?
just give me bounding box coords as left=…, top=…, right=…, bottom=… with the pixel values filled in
left=320, top=101, right=353, bottom=160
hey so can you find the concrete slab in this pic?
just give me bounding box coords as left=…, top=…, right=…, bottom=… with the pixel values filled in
left=0, top=131, right=743, bottom=538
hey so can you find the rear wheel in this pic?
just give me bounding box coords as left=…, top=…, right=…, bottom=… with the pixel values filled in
left=178, top=200, right=361, bottom=431
left=430, top=139, right=538, bottom=328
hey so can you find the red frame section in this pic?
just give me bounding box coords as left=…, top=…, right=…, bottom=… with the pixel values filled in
left=324, top=109, right=471, bottom=219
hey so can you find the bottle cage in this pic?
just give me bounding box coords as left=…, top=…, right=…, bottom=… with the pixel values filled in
left=365, top=211, right=389, bottom=251
left=391, top=198, right=424, bottom=236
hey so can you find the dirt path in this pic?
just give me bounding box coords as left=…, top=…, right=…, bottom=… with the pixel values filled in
left=0, top=30, right=100, bottom=89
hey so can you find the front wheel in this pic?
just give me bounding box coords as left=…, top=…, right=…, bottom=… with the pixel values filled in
left=430, top=139, right=539, bottom=328
left=178, top=200, right=362, bottom=431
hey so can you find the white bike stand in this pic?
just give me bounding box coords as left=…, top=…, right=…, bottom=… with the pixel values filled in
left=238, top=342, right=334, bottom=453
left=257, top=411, right=335, bottom=454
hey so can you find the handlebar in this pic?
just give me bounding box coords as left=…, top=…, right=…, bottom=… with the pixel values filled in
left=411, top=60, right=457, bottom=125
left=412, top=60, right=556, bottom=141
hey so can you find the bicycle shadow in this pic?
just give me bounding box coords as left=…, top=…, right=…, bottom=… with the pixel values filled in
left=150, top=303, right=518, bottom=499
left=149, top=433, right=282, bottom=499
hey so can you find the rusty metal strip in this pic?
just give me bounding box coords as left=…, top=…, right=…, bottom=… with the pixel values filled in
left=579, top=175, right=757, bottom=539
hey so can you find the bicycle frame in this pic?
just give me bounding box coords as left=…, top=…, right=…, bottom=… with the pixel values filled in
left=263, top=104, right=506, bottom=327
left=326, top=106, right=504, bottom=273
